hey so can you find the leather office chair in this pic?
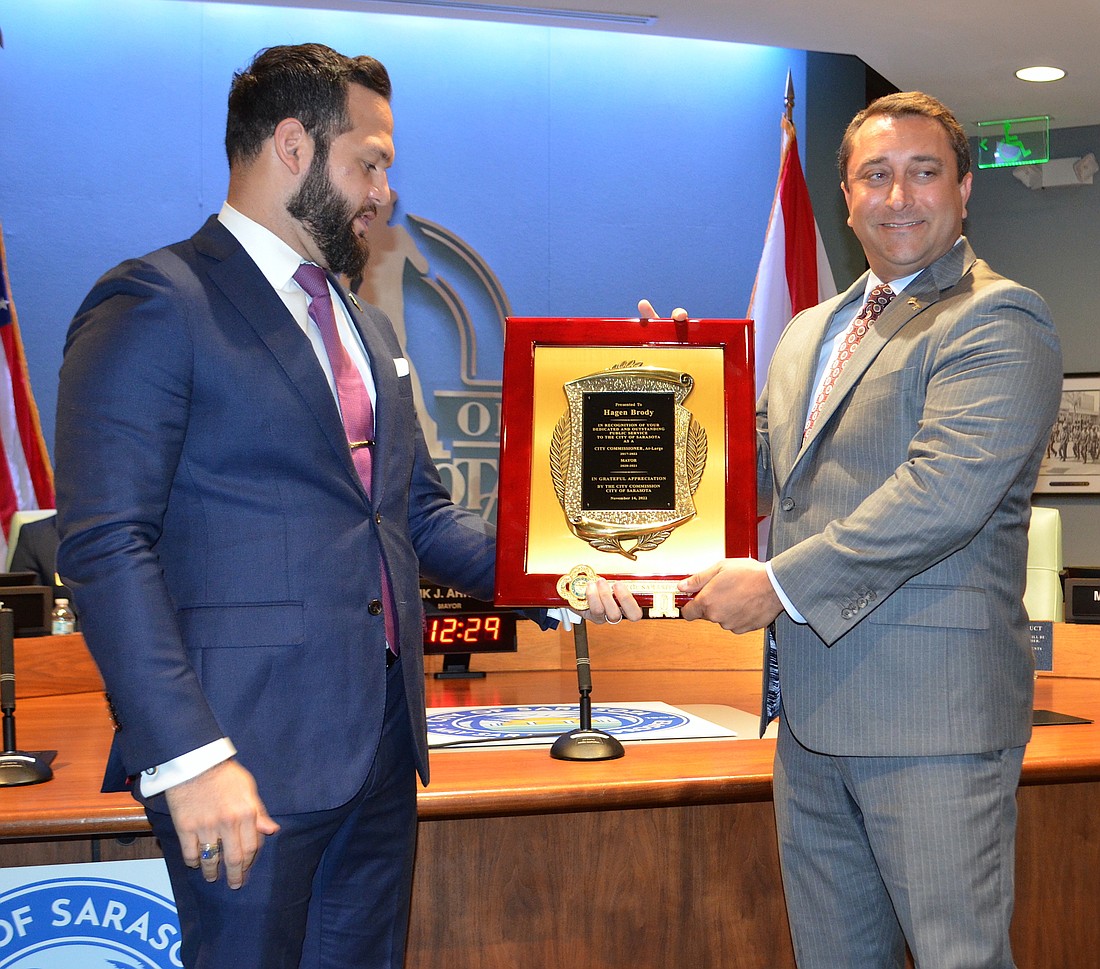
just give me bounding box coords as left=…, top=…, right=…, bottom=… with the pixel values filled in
left=1024, top=506, right=1064, bottom=622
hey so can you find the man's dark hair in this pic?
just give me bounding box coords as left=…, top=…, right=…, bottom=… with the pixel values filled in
left=838, top=91, right=971, bottom=186
left=225, top=43, right=391, bottom=166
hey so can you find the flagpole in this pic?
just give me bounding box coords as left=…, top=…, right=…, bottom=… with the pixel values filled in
left=785, top=69, right=795, bottom=126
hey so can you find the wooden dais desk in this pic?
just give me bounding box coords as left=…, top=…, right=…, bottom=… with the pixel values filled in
left=2, top=626, right=1099, bottom=968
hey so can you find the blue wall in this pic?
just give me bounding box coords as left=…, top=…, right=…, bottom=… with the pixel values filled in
left=1, top=0, right=818, bottom=456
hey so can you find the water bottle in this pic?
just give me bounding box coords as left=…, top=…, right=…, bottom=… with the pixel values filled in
left=51, top=598, right=76, bottom=635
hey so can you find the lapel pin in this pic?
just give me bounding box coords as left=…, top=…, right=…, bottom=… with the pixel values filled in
left=348, top=293, right=362, bottom=312
left=907, top=297, right=921, bottom=308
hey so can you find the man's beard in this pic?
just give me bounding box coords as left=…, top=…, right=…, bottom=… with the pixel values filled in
left=287, top=153, right=372, bottom=279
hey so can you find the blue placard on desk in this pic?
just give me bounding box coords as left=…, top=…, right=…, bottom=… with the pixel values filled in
left=0, top=858, right=179, bottom=966
left=1030, top=621, right=1053, bottom=672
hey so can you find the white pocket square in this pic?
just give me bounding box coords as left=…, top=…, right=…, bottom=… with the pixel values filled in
left=394, top=357, right=410, bottom=377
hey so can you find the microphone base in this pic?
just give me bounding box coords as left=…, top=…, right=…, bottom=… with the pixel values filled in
left=0, top=750, right=55, bottom=786
left=550, top=729, right=625, bottom=761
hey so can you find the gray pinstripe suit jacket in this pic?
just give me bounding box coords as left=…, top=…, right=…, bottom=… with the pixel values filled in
left=759, top=239, right=1062, bottom=756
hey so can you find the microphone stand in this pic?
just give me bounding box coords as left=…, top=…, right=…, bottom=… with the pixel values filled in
left=550, top=618, right=624, bottom=761
left=0, top=605, right=55, bottom=786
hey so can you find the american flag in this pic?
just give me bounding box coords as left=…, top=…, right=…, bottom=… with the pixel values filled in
left=747, top=111, right=837, bottom=395
left=0, top=222, right=55, bottom=562
left=747, top=85, right=837, bottom=550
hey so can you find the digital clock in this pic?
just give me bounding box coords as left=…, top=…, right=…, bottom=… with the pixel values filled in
left=422, top=613, right=518, bottom=653
left=420, top=580, right=519, bottom=677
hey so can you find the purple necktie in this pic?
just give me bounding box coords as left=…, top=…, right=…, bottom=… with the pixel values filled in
left=294, top=263, right=397, bottom=655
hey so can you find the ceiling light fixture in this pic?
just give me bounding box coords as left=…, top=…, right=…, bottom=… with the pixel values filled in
left=369, top=0, right=657, bottom=24
left=1015, top=66, right=1066, bottom=83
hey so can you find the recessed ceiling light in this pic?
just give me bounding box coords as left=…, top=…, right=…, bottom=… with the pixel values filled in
left=1016, top=66, right=1066, bottom=83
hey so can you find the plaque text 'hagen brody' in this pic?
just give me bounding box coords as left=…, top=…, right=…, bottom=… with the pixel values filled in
left=581, top=391, right=676, bottom=512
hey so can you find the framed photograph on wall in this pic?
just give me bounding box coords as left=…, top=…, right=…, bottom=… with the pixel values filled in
left=1035, top=373, right=1100, bottom=493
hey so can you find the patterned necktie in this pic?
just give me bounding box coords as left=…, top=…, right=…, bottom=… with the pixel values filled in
left=763, top=624, right=781, bottom=724
left=294, top=263, right=397, bottom=655
left=803, top=283, right=895, bottom=439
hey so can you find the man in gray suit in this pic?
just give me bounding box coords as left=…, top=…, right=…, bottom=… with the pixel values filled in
left=675, top=92, right=1063, bottom=967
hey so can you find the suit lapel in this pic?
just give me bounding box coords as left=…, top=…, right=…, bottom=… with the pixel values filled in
left=793, top=279, right=864, bottom=421
left=797, top=240, right=975, bottom=453
left=778, top=276, right=865, bottom=469
left=194, top=218, right=365, bottom=496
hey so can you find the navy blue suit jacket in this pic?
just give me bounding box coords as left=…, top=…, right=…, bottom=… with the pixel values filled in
left=9, top=514, right=71, bottom=600
left=55, top=215, right=497, bottom=814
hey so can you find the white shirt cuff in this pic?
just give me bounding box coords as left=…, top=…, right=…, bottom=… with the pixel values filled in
left=765, top=561, right=807, bottom=624
left=139, top=738, right=237, bottom=796
left=548, top=607, right=584, bottom=630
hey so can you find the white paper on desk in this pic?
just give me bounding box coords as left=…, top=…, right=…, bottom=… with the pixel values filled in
left=426, top=700, right=737, bottom=749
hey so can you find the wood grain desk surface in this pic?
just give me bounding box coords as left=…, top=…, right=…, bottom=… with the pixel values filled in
left=3, top=664, right=1099, bottom=840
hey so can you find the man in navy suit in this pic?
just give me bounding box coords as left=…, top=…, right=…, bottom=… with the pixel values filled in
left=56, top=44, right=631, bottom=969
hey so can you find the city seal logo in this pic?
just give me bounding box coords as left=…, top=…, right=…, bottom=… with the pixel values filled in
left=427, top=704, right=690, bottom=740
left=0, top=877, right=181, bottom=968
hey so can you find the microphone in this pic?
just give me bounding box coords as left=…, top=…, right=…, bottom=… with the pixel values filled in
left=550, top=618, right=625, bottom=761
left=0, top=604, right=55, bottom=786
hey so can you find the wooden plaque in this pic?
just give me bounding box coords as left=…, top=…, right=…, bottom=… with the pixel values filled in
left=495, top=317, right=757, bottom=616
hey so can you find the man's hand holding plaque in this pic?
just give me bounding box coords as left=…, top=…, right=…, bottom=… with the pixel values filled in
left=636, top=299, right=688, bottom=322
left=678, top=559, right=782, bottom=633
left=553, top=575, right=644, bottom=628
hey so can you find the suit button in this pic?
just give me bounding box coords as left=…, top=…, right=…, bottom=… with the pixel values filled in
left=841, top=608, right=854, bottom=620
left=368, top=599, right=383, bottom=615
left=781, top=497, right=795, bottom=512
left=375, top=513, right=383, bottom=524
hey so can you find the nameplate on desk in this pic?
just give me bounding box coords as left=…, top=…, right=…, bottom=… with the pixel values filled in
left=1029, top=621, right=1053, bottom=672
left=1064, top=579, right=1100, bottom=623
left=0, top=859, right=178, bottom=966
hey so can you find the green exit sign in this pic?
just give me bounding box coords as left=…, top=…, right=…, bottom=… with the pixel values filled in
left=976, top=117, right=1050, bottom=169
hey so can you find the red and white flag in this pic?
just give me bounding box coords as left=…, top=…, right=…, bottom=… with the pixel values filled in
left=0, top=223, right=55, bottom=562
left=748, top=114, right=837, bottom=394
